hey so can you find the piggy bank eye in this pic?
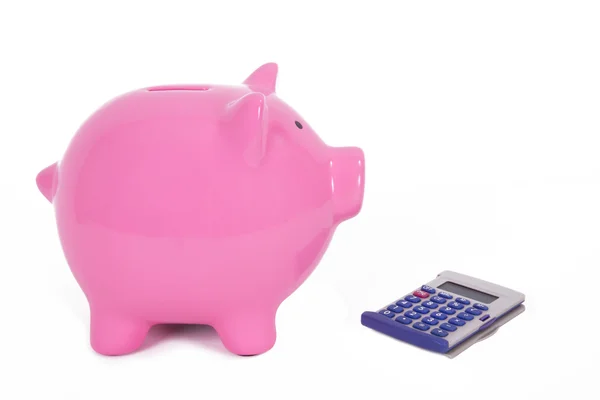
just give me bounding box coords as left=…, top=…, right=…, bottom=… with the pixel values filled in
left=295, top=121, right=303, bottom=129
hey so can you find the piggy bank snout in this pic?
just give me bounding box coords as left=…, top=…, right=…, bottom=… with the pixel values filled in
left=330, top=146, right=365, bottom=223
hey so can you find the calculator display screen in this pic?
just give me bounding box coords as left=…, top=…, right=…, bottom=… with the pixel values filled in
left=437, top=281, right=499, bottom=304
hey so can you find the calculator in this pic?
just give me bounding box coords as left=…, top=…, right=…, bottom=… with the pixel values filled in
left=361, top=271, right=525, bottom=354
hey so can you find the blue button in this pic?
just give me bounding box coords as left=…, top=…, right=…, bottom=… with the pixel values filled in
left=413, top=306, right=430, bottom=314
left=455, top=297, right=470, bottom=305
left=449, top=318, right=466, bottom=326
left=379, top=310, right=395, bottom=318
left=387, top=304, right=404, bottom=313
left=422, top=317, right=438, bottom=325
left=405, top=311, right=420, bottom=319
left=457, top=312, right=474, bottom=321
left=466, top=307, right=482, bottom=316
left=438, top=292, right=453, bottom=299
left=422, top=301, right=438, bottom=309
left=395, top=316, right=412, bottom=325
left=473, top=303, right=489, bottom=311
left=448, top=301, right=464, bottom=310
left=431, top=296, right=446, bottom=304
left=439, top=306, right=456, bottom=315
left=405, top=295, right=421, bottom=303
left=431, top=312, right=448, bottom=320
left=413, top=322, right=429, bottom=331
left=396, top=300, right=412, bottom=308
left=421, top=285, right=436, bottom=294
left=431, top=328, right=448, bottom=337
left=440, top=323, right=457, bottom=332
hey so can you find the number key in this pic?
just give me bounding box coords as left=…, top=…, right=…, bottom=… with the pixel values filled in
left=431, top=312, right=448, bottom=320
left=422, top=301, right=438, bottom=309
left=405, top=295, right=421, bottom=303
left=422, top=317, right=438, bottom=325
left=439, top=306, right=456, bottom=315
left=405, top=311, right=420, bottom=319
left=396, top=300, right=412, bottom=308
left=379, top=310, right=395, bottom=318
left=387, top=304, right=404, bottom=313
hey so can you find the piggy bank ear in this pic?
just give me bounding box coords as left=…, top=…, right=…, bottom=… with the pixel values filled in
left=222, top=92, right=269, bottom=166
left=243, top=63, right=277, bottom=95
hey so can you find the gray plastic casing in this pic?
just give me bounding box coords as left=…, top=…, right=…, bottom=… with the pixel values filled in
left=424, top=270, right=525, bottom=350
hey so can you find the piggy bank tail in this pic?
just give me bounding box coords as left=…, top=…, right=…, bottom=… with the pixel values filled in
left=36, top=162, right=58, bottom=203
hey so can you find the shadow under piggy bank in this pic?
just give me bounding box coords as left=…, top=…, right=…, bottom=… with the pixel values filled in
left=140, top=324, right=231, bottom=355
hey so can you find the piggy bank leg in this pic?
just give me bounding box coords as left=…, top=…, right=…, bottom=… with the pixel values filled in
left=215, top=309, right=277, bottom=356
left=90, top=309, right=150, bottom=356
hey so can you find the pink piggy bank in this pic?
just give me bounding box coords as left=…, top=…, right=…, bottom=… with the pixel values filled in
left=36, top=63, right=365, bottom=356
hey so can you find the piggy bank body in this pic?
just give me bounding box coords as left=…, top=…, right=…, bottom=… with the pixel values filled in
left=36, top=63, right=364, bottom=356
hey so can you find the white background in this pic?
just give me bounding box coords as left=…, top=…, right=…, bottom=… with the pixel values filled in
left=1, top=1, right=598, bottom=398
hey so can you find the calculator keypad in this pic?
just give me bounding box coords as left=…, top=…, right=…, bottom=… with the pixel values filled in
left=378, top=284, right=490, bottom=341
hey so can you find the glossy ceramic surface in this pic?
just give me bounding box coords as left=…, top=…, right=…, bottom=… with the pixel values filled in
left=36, top=63, right=365, bottom=356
